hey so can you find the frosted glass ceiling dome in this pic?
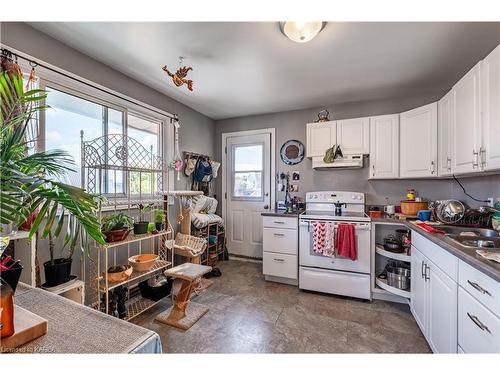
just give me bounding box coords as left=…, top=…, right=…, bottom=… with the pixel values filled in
left=279, top=21, right=326, bottom=43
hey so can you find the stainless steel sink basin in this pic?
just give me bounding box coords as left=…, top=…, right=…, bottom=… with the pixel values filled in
left=433, top=225, right=499, bottom=238
left=427, top=225, right=500, bottom=249
left=448, top=235, right=500, bottom=249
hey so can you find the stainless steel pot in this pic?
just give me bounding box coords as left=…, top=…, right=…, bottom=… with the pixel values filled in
left=434, top=199, right=466, bottom=224
left=386, top=266, right=411, bottom=291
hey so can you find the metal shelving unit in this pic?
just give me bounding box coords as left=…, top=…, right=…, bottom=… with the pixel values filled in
left=81, top=132, right=174, bottom=318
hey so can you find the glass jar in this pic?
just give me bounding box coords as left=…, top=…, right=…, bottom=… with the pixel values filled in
left=0, top=277, right=14, bottom=338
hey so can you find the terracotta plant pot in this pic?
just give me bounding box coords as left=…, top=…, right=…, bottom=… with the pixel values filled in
left=103, top=228, right=131, bottom=243
left=105, top=265, right=133, bottom=283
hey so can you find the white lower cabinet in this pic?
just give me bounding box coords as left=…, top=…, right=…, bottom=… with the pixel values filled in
left=262, top=216, right=298, bottom=285
left=427, top=261, right=458, bottom=353
left=458, top=286, right=500, bottom=353
left=411, top=238, right=458, bottom=353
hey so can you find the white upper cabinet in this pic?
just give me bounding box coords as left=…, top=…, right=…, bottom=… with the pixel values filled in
left=306, top=121, right=336, bottom=158
left=369, top=114, right=399, bottom=179
left=336, top=117, right=370, bottom=154
left=400, top=102, right=438, bottom=178
left=438, top=90, right=454, bottom=176
left=452, top=62, right=482, bottom=174
left=481, top=44, right=500, bottom=171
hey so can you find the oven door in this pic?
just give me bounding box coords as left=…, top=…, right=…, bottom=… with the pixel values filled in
left=299, top=219, right=371, bottom=273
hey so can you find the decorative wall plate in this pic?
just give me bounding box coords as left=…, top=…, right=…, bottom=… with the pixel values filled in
left=280, top=140, right=305, bottom=165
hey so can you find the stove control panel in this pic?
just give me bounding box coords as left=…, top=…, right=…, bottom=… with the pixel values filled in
left=306, top=191, right=365, bottom=204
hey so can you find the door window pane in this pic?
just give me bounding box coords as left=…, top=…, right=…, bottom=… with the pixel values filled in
left=106, top=108, right=124, bottom=194
left=234, top=144, right=262, bottom=171
left=232, top=143, right=263, bottom=199
left=234, top=171, right=262, bottom=198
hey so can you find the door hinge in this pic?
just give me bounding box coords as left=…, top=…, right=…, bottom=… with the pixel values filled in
left=225, top=192, right=227, bottom=199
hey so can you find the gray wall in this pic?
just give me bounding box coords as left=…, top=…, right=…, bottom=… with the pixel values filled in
left=1, top=22, right=216, bottom=284
left=215, top=104, right=500, bottom=210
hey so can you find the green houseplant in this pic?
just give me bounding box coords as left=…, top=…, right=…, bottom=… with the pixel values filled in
left=133, top=203, right=153, bottom=235
left=101, top=213, right=133, bottom=242
left=0, top=60, right=105, bottom=287
left=154, top=210, right=166, bottom=231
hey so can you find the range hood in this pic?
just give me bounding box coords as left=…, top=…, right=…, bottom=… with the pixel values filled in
left=312, top=154, right=364, bottom=169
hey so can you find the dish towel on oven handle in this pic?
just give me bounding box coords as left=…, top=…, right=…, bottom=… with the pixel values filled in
left=335, top=223, right=357, bottom=261
left=312, top=222, right=335, bottom=257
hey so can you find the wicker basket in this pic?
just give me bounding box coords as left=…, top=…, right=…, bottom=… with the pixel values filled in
left=174, top=233, right=207, bottom=258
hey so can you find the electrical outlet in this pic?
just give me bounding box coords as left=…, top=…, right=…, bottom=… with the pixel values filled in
left=487, top=198, right=494, bottom=207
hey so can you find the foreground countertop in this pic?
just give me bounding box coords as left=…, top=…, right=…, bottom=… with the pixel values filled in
left=373, top=216, right=500, bottom=282
left=10, top=283, right=162, bottom=353
left=261, top=209, right=304, bottom=217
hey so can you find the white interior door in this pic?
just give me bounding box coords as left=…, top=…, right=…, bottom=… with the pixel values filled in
left=225, top=132, right=271, bottom=258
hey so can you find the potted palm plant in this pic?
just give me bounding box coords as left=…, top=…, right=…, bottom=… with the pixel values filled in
left=0, top=58, right=106, bottom=288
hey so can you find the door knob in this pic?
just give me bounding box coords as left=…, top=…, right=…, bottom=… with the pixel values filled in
left=264, top=205, right=269, bottom=209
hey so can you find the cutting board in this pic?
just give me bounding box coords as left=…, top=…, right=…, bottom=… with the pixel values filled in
left=1, top=305, right=48, bottom=352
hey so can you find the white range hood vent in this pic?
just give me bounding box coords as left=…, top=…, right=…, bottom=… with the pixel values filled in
left=312, top=154, right=365, bottom=169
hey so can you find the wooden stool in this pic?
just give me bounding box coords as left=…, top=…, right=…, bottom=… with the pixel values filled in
left=155, top=263, right=212, bottom=330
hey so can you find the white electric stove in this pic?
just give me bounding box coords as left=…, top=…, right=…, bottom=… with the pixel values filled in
left=299, top=191, right=372, bottom=300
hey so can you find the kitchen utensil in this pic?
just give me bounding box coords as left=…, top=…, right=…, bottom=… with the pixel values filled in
left=386, top=266, right=411, bottom=290
left=435, top=199, right=466, bottom=224
left=400, top=200, right=429, bottom=216
left=395, top=229, right=411, bottom=250
left=414, top=222, right=446, bottom=234
left=383, top=235, right=403, bottom=253
left=417, top=209, right=432, bottom=221
left=128, top=254, right=159, bottom=272
left=384, top=205, right=395, bottom=215
left=104, top=265, right=133, bottom=283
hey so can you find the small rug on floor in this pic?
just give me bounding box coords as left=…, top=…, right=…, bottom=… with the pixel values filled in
left=154, top=302, right=209, bottom=330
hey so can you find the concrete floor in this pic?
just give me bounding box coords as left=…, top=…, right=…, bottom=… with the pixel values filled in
left=132, top=260, right=431, bottom=353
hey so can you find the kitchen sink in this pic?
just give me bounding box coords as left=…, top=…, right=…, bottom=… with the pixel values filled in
left=432, top=225, right=499, bottom=238
left=447, top=235, right=500, bottom=249
left=427, top=225, right=500, bottom=249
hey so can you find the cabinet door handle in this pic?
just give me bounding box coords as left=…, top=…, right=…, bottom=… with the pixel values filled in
left=447, top=157, right=452, bottom=172
left=430, top=161, right=435, bottom=174
left=424, top=264, right=430, bottom=281
left=273, top=258, right=285, bottom=262
left=273, top=233, right=285, bottom=237
left=480, top=147, right=486, bottom=168
left=472, top=150, right=479, bottom=169
left=467, top=313, right=491, bottom=334
left=274, top=221, right=285, bottom=224
left=467, top=280, right=491, bottom=296
left=421, top=260, right=425, bottom=279
left=372, top=164, right=375, bottom=177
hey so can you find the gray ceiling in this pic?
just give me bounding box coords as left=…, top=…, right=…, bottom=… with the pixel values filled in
left=29, top=22, right=500, bottom=120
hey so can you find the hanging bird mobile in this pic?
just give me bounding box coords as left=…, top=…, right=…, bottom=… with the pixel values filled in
left=162, top=57, right=194, bottom=91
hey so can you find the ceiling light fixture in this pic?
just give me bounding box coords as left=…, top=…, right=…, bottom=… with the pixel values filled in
left=279, top=21, right=326, bottom=43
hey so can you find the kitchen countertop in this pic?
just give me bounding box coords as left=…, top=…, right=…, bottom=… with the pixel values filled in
left=261, top=209, right=304, bottom=217
left=373, top=216, right=500, bottom=282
